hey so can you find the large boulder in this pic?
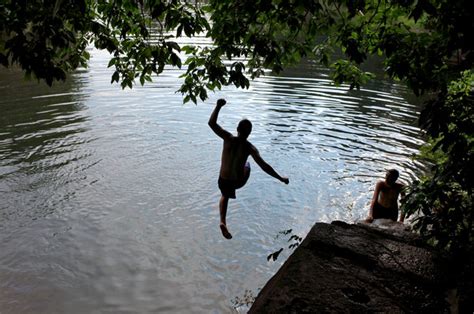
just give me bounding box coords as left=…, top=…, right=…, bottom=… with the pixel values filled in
left=250, top=221, right=454, bottom=313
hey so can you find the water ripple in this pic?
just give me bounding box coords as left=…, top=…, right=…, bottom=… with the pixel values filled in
left=0, top=47, right=425, bottom=313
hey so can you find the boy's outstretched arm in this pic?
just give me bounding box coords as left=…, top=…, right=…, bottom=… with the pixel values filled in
left=208, top=99, right=232, bottom=140
left=250, top=145, right=289, bottom=184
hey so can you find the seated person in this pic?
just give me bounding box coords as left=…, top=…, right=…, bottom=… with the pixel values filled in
left=366, top=169, right=405, bottom=223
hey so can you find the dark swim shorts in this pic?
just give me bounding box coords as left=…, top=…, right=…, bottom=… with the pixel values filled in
left=218, top=177, right=241, bottom=199
left=372, top=202, right=398, bottom=221
left=218, top=162, right=250, bottom=199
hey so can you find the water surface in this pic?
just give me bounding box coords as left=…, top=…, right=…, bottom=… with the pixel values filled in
left=0, top=47, right=424, bottom=313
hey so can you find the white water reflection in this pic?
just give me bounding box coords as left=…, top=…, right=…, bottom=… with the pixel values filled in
left=0, top=45, right=424, bottom=313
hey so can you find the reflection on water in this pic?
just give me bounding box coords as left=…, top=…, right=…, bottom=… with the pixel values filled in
left=0, top=46, right=424, bottom=313
left=0, top=69, right=92, bottom=225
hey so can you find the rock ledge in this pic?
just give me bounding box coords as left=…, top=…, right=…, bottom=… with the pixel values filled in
left=250, top=221, right=453, bottom=313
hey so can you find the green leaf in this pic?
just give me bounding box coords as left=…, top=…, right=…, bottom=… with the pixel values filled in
left=170, top=53, right=182, bottom=68
left=267, top=248, right=284, bottom=261
left=111, top=71, right=120, bottom=83
left=107, top=58, right=116, bottom=68
left=199, top=88, right=207, bottom=101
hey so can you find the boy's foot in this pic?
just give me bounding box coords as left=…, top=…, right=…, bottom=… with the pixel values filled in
left=220, top=223, right=232, bottom=239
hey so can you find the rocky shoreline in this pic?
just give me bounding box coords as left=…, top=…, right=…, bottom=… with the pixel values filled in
left=249, top=221, right=472, bottom=313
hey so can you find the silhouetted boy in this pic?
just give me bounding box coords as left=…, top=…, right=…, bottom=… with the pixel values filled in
left=209, top=99, right=289, bottom=239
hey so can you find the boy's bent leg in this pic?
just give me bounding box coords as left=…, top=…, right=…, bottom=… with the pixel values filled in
left=219, top=196, right=232, bottom=239
left=236, top=162, right=251, bottom=189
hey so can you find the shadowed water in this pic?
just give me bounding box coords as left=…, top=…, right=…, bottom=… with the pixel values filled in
left=0, top=46, right=424, bottom=313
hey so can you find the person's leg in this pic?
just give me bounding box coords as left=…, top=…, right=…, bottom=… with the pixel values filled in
left=236, top=162, right=251, bottom=189
left=242, top=162, right=251, bottom=185
left=219, top=196, right=232, bottom=239
left=372, top=202, right=383, bottom=219
left=219, top=195, right=229, bottom=226
left=373, top=202, right=397, bottom=220
left=389, top=207, right=398, bottom=221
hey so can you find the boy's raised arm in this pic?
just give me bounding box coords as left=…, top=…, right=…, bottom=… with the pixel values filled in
left=208, top=99, right=232, bottom=140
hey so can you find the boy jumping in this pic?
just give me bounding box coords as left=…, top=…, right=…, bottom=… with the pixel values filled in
left=208, top=99, right=289, bottom=239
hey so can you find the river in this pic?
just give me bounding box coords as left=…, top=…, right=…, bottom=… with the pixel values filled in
left=0, top=45, right=424, bottom=313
